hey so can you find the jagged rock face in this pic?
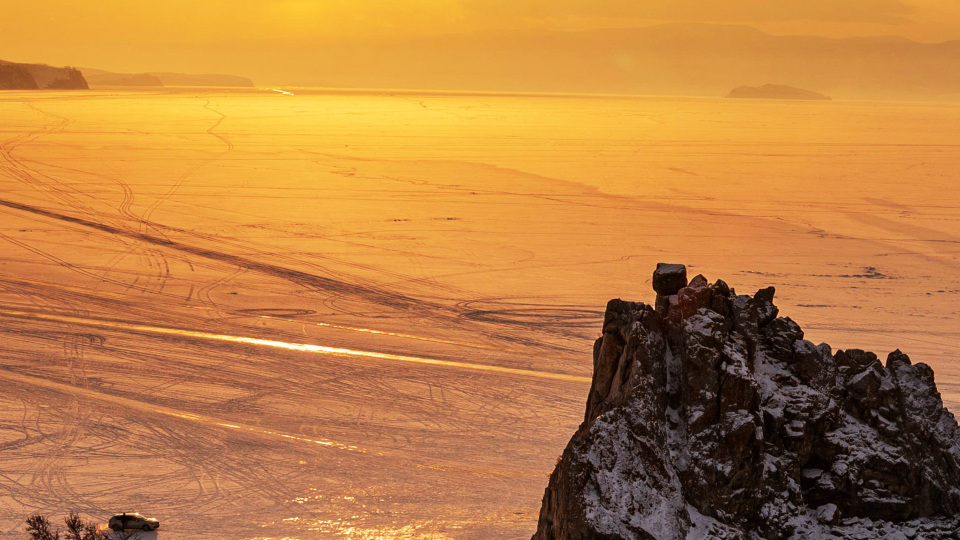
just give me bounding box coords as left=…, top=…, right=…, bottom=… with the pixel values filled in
left=533, top=266, right=960, bottom=540
left=0, top=64, right=39, bottom=90
left=0, top=60, right=88, bottom=90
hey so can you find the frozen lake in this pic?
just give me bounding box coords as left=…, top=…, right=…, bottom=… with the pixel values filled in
left=0, top=88, right=957, bottom=538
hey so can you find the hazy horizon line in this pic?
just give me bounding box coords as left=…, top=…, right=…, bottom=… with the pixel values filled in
left=54, top=84, right=960, bottom=106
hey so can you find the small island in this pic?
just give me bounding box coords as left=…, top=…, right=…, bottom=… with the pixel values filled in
left=726, top=83, right=831, bottom=100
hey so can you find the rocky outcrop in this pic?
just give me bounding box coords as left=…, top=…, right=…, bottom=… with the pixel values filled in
left=0, top=60, right=88, bottom=90
left=725, top=84, right=830, bottom=101
left=533, top=264, right=960, bottom=539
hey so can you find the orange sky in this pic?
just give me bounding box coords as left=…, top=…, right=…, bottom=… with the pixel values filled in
left=2, top=0, right=960, bottom=84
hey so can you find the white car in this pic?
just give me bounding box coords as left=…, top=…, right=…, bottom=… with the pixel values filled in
left=108, top=512, right=160, bottom=532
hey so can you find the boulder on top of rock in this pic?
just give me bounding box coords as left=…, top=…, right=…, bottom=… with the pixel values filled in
left=754, top=286, right=779, bottom=327
left=653, top=263, right=687, bottom=296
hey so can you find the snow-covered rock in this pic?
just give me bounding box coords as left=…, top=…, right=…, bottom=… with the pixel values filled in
left=533, top=265, right=960, bottom=540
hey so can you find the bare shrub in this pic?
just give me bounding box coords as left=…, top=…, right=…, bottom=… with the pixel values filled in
left=26, top=513, right=123, bottom=540
left=25, top=515, right=59, bottom=540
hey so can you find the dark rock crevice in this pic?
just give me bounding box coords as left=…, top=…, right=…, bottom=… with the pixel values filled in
left=533, top=264, right=960, bottom=539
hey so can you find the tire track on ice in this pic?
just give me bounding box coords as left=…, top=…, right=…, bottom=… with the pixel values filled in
left=0, top=367, right=365, bottom=454
left=0, top=228, right=184, bottom=299
left=0, top=197, right=443, bottom=314
left=139, top=99, right=233, bottom=234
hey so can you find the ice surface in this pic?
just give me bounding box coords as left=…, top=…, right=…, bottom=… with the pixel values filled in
left=0, top=89, right=957, bottom=538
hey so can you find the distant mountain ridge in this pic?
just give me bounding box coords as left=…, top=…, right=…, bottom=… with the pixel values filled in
left=80, top=69, right=163, bottom=86
left=290, top=23, right=960, bottom=100
left=0, top=60, right=87, bottom=89
left=82, top=68, right=254, bottom=88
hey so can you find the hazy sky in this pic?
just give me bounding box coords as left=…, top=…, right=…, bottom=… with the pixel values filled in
left=3, top=0, right=960, bottom=83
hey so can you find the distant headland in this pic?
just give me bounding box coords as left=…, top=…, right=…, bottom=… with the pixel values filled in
left=0, top=60, right=88, bottom=89
left=0, top=60, right=255, bottom=89
left=726, top=84, right=831, bottom=100
left=82, top=68, right=254, bottom=88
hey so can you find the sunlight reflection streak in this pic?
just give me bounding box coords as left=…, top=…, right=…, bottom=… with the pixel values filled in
left=251, top=313, right=500, bottom=350
left=0, top=308, right=591, bottom=383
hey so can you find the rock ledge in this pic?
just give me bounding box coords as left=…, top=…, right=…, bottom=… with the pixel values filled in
left=533, top=265, right=960, bottom=539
